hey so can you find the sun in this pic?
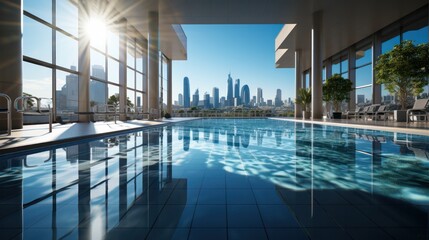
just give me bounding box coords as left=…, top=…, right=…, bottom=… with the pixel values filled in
left=87, top=17, right=107, bottom=50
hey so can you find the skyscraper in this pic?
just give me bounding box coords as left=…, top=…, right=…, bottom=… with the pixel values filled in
left=204, top=92, right=210, bottom=109
left=275, top=89, right=283, bottom=107
left=234, top=79, right=240, bottom=105
left=227, top=74, right=233, bottom=107
left=241, top=85, right=250, bottom=106
left=90, top=65, right=106, bottom=106
left=212, top=87, right=219, bottom=108
left=192, top=89, right=199, bottom=107
left=178, top=93, right=183, bottom=106
left=184, top=77, right=190, bottom=108
left=257, top=88, right=263, bottom=106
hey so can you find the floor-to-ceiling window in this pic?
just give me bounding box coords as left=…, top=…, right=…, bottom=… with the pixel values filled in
left=355, top=44, right=373, bottom=107
left=160, top=54, right=169, bottom=115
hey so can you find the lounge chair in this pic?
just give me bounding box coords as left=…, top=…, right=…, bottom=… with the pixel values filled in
left=373, top=105, right=389, bottom=121
left=355, top=106, right=370, bottom=120
left=364, top=104, right=380, bottom=120
left=345, top=107, right=361, bottom=119
left=406, top=98, right=429, bottom=123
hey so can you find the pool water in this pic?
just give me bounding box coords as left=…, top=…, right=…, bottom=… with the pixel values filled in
left=0, top=118, right=428, bottom=239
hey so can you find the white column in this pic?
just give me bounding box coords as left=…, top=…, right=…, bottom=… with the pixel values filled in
left=0, top=0, right=22, bottom=130
left=295, top=50, right=302, bottom=118
left=311, top=11, right=323, bottom=119
left=119, top=20, right=127, bottom=121
left=167, top=58, right=172, bottom=115
left=78, top=0, right=91, bottom=122
left=148, top=11, right=159, bottom=119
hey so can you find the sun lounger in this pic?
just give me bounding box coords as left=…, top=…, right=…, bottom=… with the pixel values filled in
left=406, top=98, right=429, bottom=123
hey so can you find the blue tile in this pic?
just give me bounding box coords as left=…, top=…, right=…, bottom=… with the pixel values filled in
left=383, top=227, right=428, bottom=240
left=266, top=228, right=309, bottom=240
left=323, top=205, right=376, bottom=227
left=345, top=228, right=393, bottom=240
left=258, top=205, right=300, bottom=228
left=154, top=204, right=196, bottom=228
left=290, top=204, right=338, bottom=227
left=197, top=189, right=226, bottom=204
left=307, top=228, right=352, bottom=240
left=253, top=189, right=285, bottom=204
left=227, top=205, right=263, bottom=228
left=146, top=228, right=189, bottom=240
left=188, top=228, right=227, bottom=240
left=105, top=227, right=150, bottom=240
left=228, top=228, right=268, bottom=240
left=192, top=205, right=226, bottom=228
left=226, top=174, right=251, bottom=189
left=226, top=189, right=256, bottom=204
left=167, top=189, right=200, bottom=205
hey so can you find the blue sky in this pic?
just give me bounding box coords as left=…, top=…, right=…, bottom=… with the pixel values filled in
left=172, top=25, right=295, bottom=102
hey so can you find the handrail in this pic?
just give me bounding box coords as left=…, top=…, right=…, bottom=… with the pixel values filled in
left=14, top=96, right=52, bottom=132
left=0, top=93, right=12, bottom=135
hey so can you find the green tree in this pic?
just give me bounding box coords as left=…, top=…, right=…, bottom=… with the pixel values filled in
left=375, top=40, right=429, bottom=110
left=107, top=94, right=134, bottom=108
left=322, top=74, right=353, bottom=112
left=295, top=88, right=311, bottom=112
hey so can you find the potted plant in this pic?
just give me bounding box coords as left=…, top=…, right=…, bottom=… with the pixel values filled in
left=323, top=74, right=353, bottom=119
left=295, top=88, right=311, bottom=119
left=375, top=40, right=429, bottom=111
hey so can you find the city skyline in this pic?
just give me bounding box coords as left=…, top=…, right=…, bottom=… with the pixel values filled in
left=172, top=24, right=295, bottom=104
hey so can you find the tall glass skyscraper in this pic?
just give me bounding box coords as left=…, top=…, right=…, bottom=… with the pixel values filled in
left=212, top=87, right=219, bottom=108
left=241, top=85, right=250, bottom=106
left=234, top=79, right=240, bottom=105
left=227, top=74, right=233, bottom=107
left=257, top=88, right=263, bottom=106
left=275, top=89, right=282, bottom=107
left=183, top=77, right=190, bottom=108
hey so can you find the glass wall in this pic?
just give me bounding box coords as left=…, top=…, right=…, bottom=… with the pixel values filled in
left=23, top=0, right=149, bottom=123
left=160, top=54, right=169, bottom=115
left=303, top=70, right=311, bottom=89
left=354, top=44, right=372, bottom=107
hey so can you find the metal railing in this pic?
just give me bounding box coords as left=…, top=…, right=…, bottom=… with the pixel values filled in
left=172, top=109, right=294, bottom=118
left=0, top=93, right=12, bottom=135
left=14, top=96, right=52, bottom=132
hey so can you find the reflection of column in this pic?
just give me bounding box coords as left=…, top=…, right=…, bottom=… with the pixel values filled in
left=78, top=0, right=90, bottom=122
left=167, top=58, right=172, bottom=115
left=167, top=126, right=172, bottom=182
left=149, top=131, right=160, bottom=190
left=0, top=157, right=22, bottom=238
left=275, top=130, right=282, bottom=146
left=78, top=143, right=91, bottom=239
left=213, top=128, right=219, bottom=144
left=311, top=11, right=323, bottom=119
left=227, top=129, right=233, bottom=147
left=0, top=0, right=22, bottom=129
left=294, top=50, right=302, bottom=118
left=148, top=12, right=159, bottom=119
left=118, top=136, right=128, bottom=216
left=241, top=131, right=250, bottom=148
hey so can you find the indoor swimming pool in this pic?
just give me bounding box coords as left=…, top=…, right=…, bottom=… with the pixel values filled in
left=0, top=118, right=428, bottom=239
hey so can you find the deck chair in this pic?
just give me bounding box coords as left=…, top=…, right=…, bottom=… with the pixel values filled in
left=364, top=104, right=380, bottom=120
left=406, top=98, right=429, bottom=123
left=345, top=107, right=361, bottom=119
left=355, top=106, right=370, bottom=120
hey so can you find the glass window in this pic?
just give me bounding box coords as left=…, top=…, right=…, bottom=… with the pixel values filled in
left=127, top=90, right=135, bottom=109
left=136, top=92, right=143, bottom=108
left=127, top=68, right=135, bottom=89
left=403, top=25, right=429, bottom=44
left=108, top=58, right=120, bottom=84
left=108, top=31, right=120, bottom=59
left=91, top=49, right=106, bottom=80
left=356, top=64, right=372, bottom=87
left=341, top=59, right=348, bottom=73
left=127, top=39, right=135, bottom=68
left=56, top=31, right=78, bottom=71
left=381, top=35, right=400, bottom=54
left=136, top=73, right=143, bottom=91
left=24, top=0, right=52, bottom=23
left=355, top=46, right=372, bottom=67
left=23, top=62, right=52, bottom=99
left=108, top=84, right=119, bottom=105
left=356, top=87, right=372, bottom=106
left=23, top=16, right=52, bottom=63
left=56, top=0, right=78, bottom=36
left=322, top=66, right=326, bottom=82
left=136, top=46, right=143, bottom=72
left=304, top=71, right=311, bottom=88
left=56, top=70, right=79, bottom=114
left=90, top=80, right=106, bottom=107
left=332, top=60, right=340, bottom=75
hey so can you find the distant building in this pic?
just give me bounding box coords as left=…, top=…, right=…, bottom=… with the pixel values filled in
left=220, top=97, right=226, bottom=108
left=184, top=77, right=190, bottom=108
left=234, top=79, right=240, bottom=105
left=90, top=65, right=106, bottom=106
left=357, top=94, right=365, bottom=105
left=227, top=74, right=233, bottom=107
left=241, top=85, right=250, bottom=106
left=178, top=93, right=183, bottom=106
left=212, top=87, right=220, bottom=108
left=257, top=88, right=263, bottom=106
left=267, top=99, right=273, bottom=106
left=192, top=89, right=199, bottom=107
left=275, top=89, right=283, bottom=107
left=204, top=92, right=210, bottom=109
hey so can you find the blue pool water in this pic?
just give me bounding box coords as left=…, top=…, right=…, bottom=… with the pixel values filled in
left=0, top=118, right=428, bottom=239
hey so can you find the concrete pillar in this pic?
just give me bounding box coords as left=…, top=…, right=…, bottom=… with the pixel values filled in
left=78, top=0, right=91, bottom=122
left=148, top=11, right=159, bottom=120
left=372, top=33, right=382, bottom=104
left=295, top=50, right=302, bottom=118
left=0, top=0, right=22, bottom=130
left=143, top=39, right=149, bottom=113
left=348, top=47, right=356, bottom=110
left=167, top=58, right=172, bottom=115
left=119, top=20, right=127, bottom=121
left=311, top=11, right=323, bottom=119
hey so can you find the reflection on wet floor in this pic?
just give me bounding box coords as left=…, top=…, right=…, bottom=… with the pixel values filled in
left=0, top=119, right=428, bottom=240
